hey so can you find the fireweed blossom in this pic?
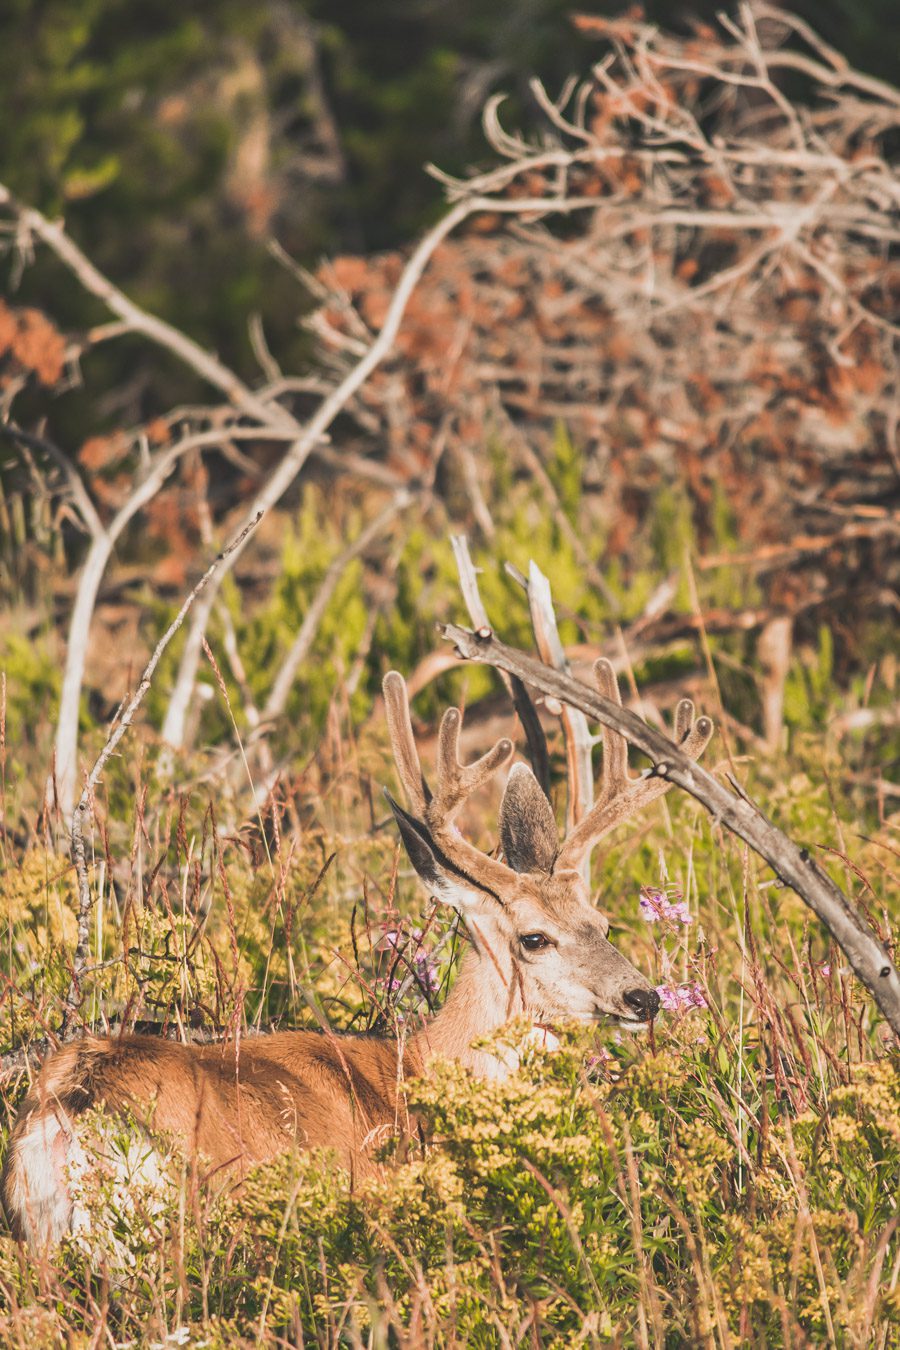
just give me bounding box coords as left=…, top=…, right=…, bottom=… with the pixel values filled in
left=639, top=886, right=692, bottom=926
left=656, top=982, right=708, bottom=1013
left=637, top=885, right=707, bottom=1015
left=380, top=925, right=439, bottom=996
left=382, top=924, right=425, bottom=946
left=413, top=946, right=440, bottom=994
left=585, top=1046, right=615, bottom=1071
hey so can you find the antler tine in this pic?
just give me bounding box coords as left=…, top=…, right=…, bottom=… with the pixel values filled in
left=679, top=713, right=714, bottom=758
left=555, top=670, right=714, bottom=872
left=674, top=697, right=694, bottom=742
left=434, top=706, right=514, bottom=819
left=420, top=701, right=517, bottom=900
left=384, top=673, right=518, bottom=897
left=383, top=671, right=431, bottom=817
left=593, top=658, right=629, bottom=807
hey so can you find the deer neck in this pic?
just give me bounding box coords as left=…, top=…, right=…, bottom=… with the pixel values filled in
left=411, top=940, right=532, bottom=1080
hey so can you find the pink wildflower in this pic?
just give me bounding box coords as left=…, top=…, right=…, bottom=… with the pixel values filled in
left=414, top=947, right=440, bottom=993
left=639, top=886, right=692, bottom=926
left=380, top=924, right=440, bottom=994
left=656, top=981, right=708, bottom=1013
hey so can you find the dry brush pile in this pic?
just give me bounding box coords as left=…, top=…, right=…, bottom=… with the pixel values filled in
left=312, top=5, right=899, bottom=622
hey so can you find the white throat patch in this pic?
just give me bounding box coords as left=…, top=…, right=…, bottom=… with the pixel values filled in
left=525, top=1024, right=561, bottom=1053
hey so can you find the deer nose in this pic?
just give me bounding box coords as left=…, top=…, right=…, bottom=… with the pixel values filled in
left=623, top=987, right=660, bottom=1021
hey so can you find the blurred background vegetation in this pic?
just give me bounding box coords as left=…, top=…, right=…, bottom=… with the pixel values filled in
left=1, top=0, right=897, bottom=430
left=0, top=0, right=897, bottom=819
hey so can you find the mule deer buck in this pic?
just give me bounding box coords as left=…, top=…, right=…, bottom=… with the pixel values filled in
left=3, top=665, right=712, bottom=1250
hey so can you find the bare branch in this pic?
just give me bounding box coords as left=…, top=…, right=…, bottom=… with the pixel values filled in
left=449, top=535, right=551, bottom=799
left=39, top=424, right=260, bottom=817
left=262, top=489, right=414, bottom=724
left=161, top=188, right=609, bottom=752
left=450, top=534, right=497, bottom=637
left=0, top=184, right=296, bottom=433
left=63, top=511, right=263, bottom=1028
left=159, top=197, right=479, bottom=750
left=441, top=623, right=900, bottom=1038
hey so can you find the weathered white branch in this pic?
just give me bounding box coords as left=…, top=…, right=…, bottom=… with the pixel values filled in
left=64, top=512, right=263, bottom=1026
left=443, top=623, right=900, bottom=1038
left=0, top=184, right=296, bottom=434
left=44, top=428, right=255, bottom=816
left=524, top=563, right=595, bottom=884
left=449, top=536, right=551, bottom=801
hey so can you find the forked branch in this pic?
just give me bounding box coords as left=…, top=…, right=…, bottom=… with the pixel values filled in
left=441, top=623, right=900, bottom=1037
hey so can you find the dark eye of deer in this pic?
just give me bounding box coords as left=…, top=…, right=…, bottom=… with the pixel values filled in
left=520, top=932, right=551, bottom=952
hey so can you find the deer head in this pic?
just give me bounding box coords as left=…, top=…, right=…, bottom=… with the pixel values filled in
left=383, top=668, right=713, bottom=1031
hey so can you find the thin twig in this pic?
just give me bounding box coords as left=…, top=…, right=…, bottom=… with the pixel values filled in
left=262, top=490, right=414, bottom=724
left=62, top=511, right=264, bottom=1027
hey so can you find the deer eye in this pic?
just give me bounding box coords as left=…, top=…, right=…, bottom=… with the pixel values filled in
left=520, top=932, right=552, bottom=952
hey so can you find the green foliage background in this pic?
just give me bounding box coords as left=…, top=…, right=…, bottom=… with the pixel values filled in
left=1, top=0, right=896, bottom=435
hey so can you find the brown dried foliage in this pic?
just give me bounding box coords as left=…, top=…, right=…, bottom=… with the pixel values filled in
left=307, top=8, right=899, bottom=612
left=0, top=300, right=66, bottom=386
left=2, top=8, right=897, bottom=674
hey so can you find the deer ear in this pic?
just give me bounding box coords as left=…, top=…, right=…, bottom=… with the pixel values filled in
left=499, top=763, right=558, bottom=874
left=384, top=791, right=484, bottom=912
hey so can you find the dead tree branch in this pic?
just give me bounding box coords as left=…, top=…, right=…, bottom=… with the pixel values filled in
left=442, top=623, right=900, bottom=1038
left=450, top=535, right=551, bottom=798
left=159, top=197, right=475, bottom=748
left=1, top=421, right=295, bottom=816
left=63, top=511, right=263, bottom=1028
left=523, top=563, right=595, bottom=850
left=0, top=184, right=295, bottom=433
left=160, top=191, right=606, bottom=750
